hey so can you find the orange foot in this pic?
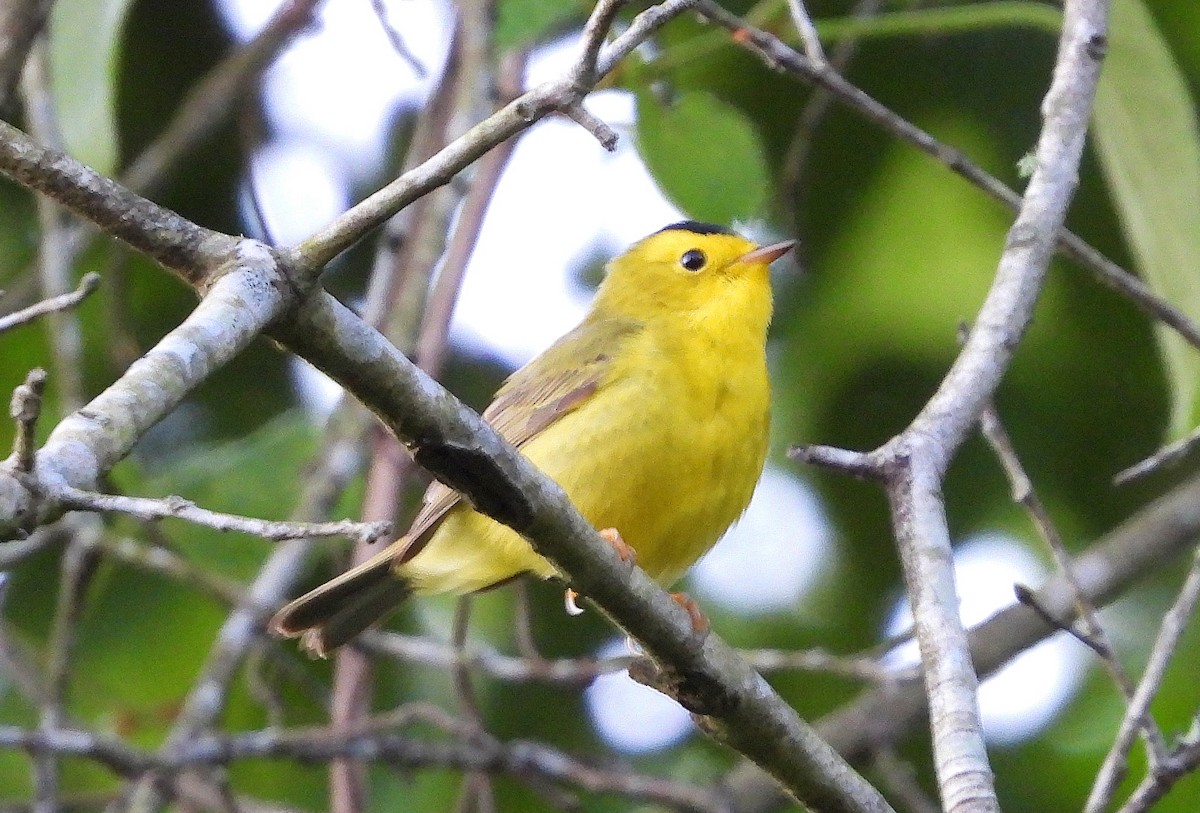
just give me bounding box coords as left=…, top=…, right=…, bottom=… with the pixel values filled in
left=599, top=527, right=636, bottom=566
left=564, top=529, right=636, bottom=618
left=671, top=592, right=710, bottom=636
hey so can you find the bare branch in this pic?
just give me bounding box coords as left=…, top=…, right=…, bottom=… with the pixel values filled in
left=697, top=1, right=1200, bottom=355
left=1012, top=583, right=1111, bottom=659
left=0, top=273, right=99, bottom=335
left=0, top=722, right=731, bottom=813
left=561, top=101, right=619, bottom=150
left=1113, top=424, right=1200, bottom=485
left=52, top=485, right=390, bottom=545
left=979, top=401, right=1162, bottom=758
left=724, top=470, right=1200, bottom=813
left=8, top=368, right=46, bottom=473
left=120, top=0, right=326, bottom=197
left=574, top=0, right=626, bottom=85
left=288, top=0, right=696, bottom=273
left=367, top=0, right=428, bottom=78
left=0, top=121, right=237, bottom=285
left=1087, top=548, right=1200, bottom=813
left=752, top=0, right=1110, bottom=807
left=788, top=443, right=884, bottom=480
left=0, top=0, right=53, bottom=110
left=1115, top=717, right=1200, bottom=813
left=786, top=0, right=827, bottom=65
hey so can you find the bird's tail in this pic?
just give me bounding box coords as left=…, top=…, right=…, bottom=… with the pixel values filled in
left=270, top=543, right=413, bottom=657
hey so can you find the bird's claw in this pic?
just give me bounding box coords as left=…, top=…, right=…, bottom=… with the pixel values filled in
left=599, top=527, right=636, bottom=566
left=671, top=592, right=710, bottom=636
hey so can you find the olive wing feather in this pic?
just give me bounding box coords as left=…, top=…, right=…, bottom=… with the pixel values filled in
left=396, top=317, right=640, bottom=563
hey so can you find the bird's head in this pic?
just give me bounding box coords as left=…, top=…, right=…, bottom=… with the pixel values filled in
left=591, top=221, right=794, bottom=331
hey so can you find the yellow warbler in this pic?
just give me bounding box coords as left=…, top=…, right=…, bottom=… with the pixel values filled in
left=272, top=221, right=794, bottom=655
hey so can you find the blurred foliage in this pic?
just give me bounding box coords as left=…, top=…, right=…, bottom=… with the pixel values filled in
left=2, top=0, right=1200, bottom=811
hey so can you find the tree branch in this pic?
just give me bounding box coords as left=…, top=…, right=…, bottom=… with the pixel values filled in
left=53, top=486, right=391, bottom=545
left=0, top=272, right=99, bottom=335
left=697, top=1, right=1200, bottom=354
left=287, top=0, right=696, bottom=274
left=0, top=2, right=890, bottom=809
left=726, top=469, right=1200, bottom=813
left=0, top=720, right=730, bottom=813
left=0, top=0, right=53, bottom=111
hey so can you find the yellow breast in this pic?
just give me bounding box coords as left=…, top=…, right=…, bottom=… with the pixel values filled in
left=401, top=225, right=777, bottom=597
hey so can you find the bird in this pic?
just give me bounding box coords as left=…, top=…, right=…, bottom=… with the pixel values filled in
left=271, top=221, right=794, bottom=656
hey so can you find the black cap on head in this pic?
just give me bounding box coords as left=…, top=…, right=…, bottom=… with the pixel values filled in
left=656, top=220, right=736, bottom=237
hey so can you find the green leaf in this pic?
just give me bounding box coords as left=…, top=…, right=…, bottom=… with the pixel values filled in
left=122, top=412, right=325, bottom=581
left=635, top=90, right=770, bottom=224
left=1092, top=0, right=1200, bottom=436
left=49, top=0, right=134, bottom=174
left=494, top=0, right=586, bottom=50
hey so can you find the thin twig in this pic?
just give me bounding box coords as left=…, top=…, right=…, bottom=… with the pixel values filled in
left=21, top=36, right=87, bottom=413
left=573, top=0, right=626, bottom=85
left=119, top=0, right=325, bottom=197
left=786, top=0, right=827, bottom=65
left=1012, top=583, right=1109, bottom=658
left=788, top=443, right=884, bottom=480
left=8, top=368, right=47, bottom=473
left=779, top=0, right=883, bottom=221
left=561, top=102, right=619, bottom=150
left=289, top=0, right=697, bottom=274
left=869, top=747, right=939, bottom=813
left=0, top=0, right=54, bottom=111
left=36, top=520, right=103, bottom=813
left=0, top=273, right=100, bottom=335
left=0, top=722, right=731, bottom=813
left=979, top=400, right=1162, bottom=758
left=1113, top=424, right=1200, bottom=485
left=1086, top=547, right=1200, bottom=813
left=52, top=485, right=391, bottom=545
left=699, top=1, right=1200, bottom=356
left=368, top=0, right=428, bottom=77
left=1114, top=717, right=1200, bottom=813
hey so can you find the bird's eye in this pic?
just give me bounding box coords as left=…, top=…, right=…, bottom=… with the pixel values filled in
left=680, top=249, right=707, bottom=272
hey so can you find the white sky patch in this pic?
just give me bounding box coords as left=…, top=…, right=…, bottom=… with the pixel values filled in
left=242, top=138, right=349, bottom=247
left=691, top=467, right=832, bottom=614
left=221, top=0, right=453, bottom=180
left=884, top=533, right=1086, bottom=744
left=584, top=639, right=694, bottom=753
left=450, top=101, right=681, bottom=365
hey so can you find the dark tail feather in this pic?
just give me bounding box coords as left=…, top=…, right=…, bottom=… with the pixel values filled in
left=271, top=544, right=413, bottom=657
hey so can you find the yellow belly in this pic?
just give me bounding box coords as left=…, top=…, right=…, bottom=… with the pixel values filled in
left=402, top=330, right=770, bottom=596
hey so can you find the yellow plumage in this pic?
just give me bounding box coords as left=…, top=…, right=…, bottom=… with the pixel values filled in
left=272, top=222, right=793, bottom=655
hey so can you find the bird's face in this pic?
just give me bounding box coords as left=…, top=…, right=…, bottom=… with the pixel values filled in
left=592, top=223, right=791, bottom=330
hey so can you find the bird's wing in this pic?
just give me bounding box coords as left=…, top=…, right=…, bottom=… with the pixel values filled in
left=395, top=317, right=640, bottom=564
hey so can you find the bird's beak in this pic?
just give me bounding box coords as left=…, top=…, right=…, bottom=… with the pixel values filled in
left=738, top=240, right=796, bottom=265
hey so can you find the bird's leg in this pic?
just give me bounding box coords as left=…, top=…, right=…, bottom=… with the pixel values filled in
left=598, top=527, right=636, bottom=565
left=670, top=592, right=710, bottom=635
left=563, top=528, right=636, bottom=617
